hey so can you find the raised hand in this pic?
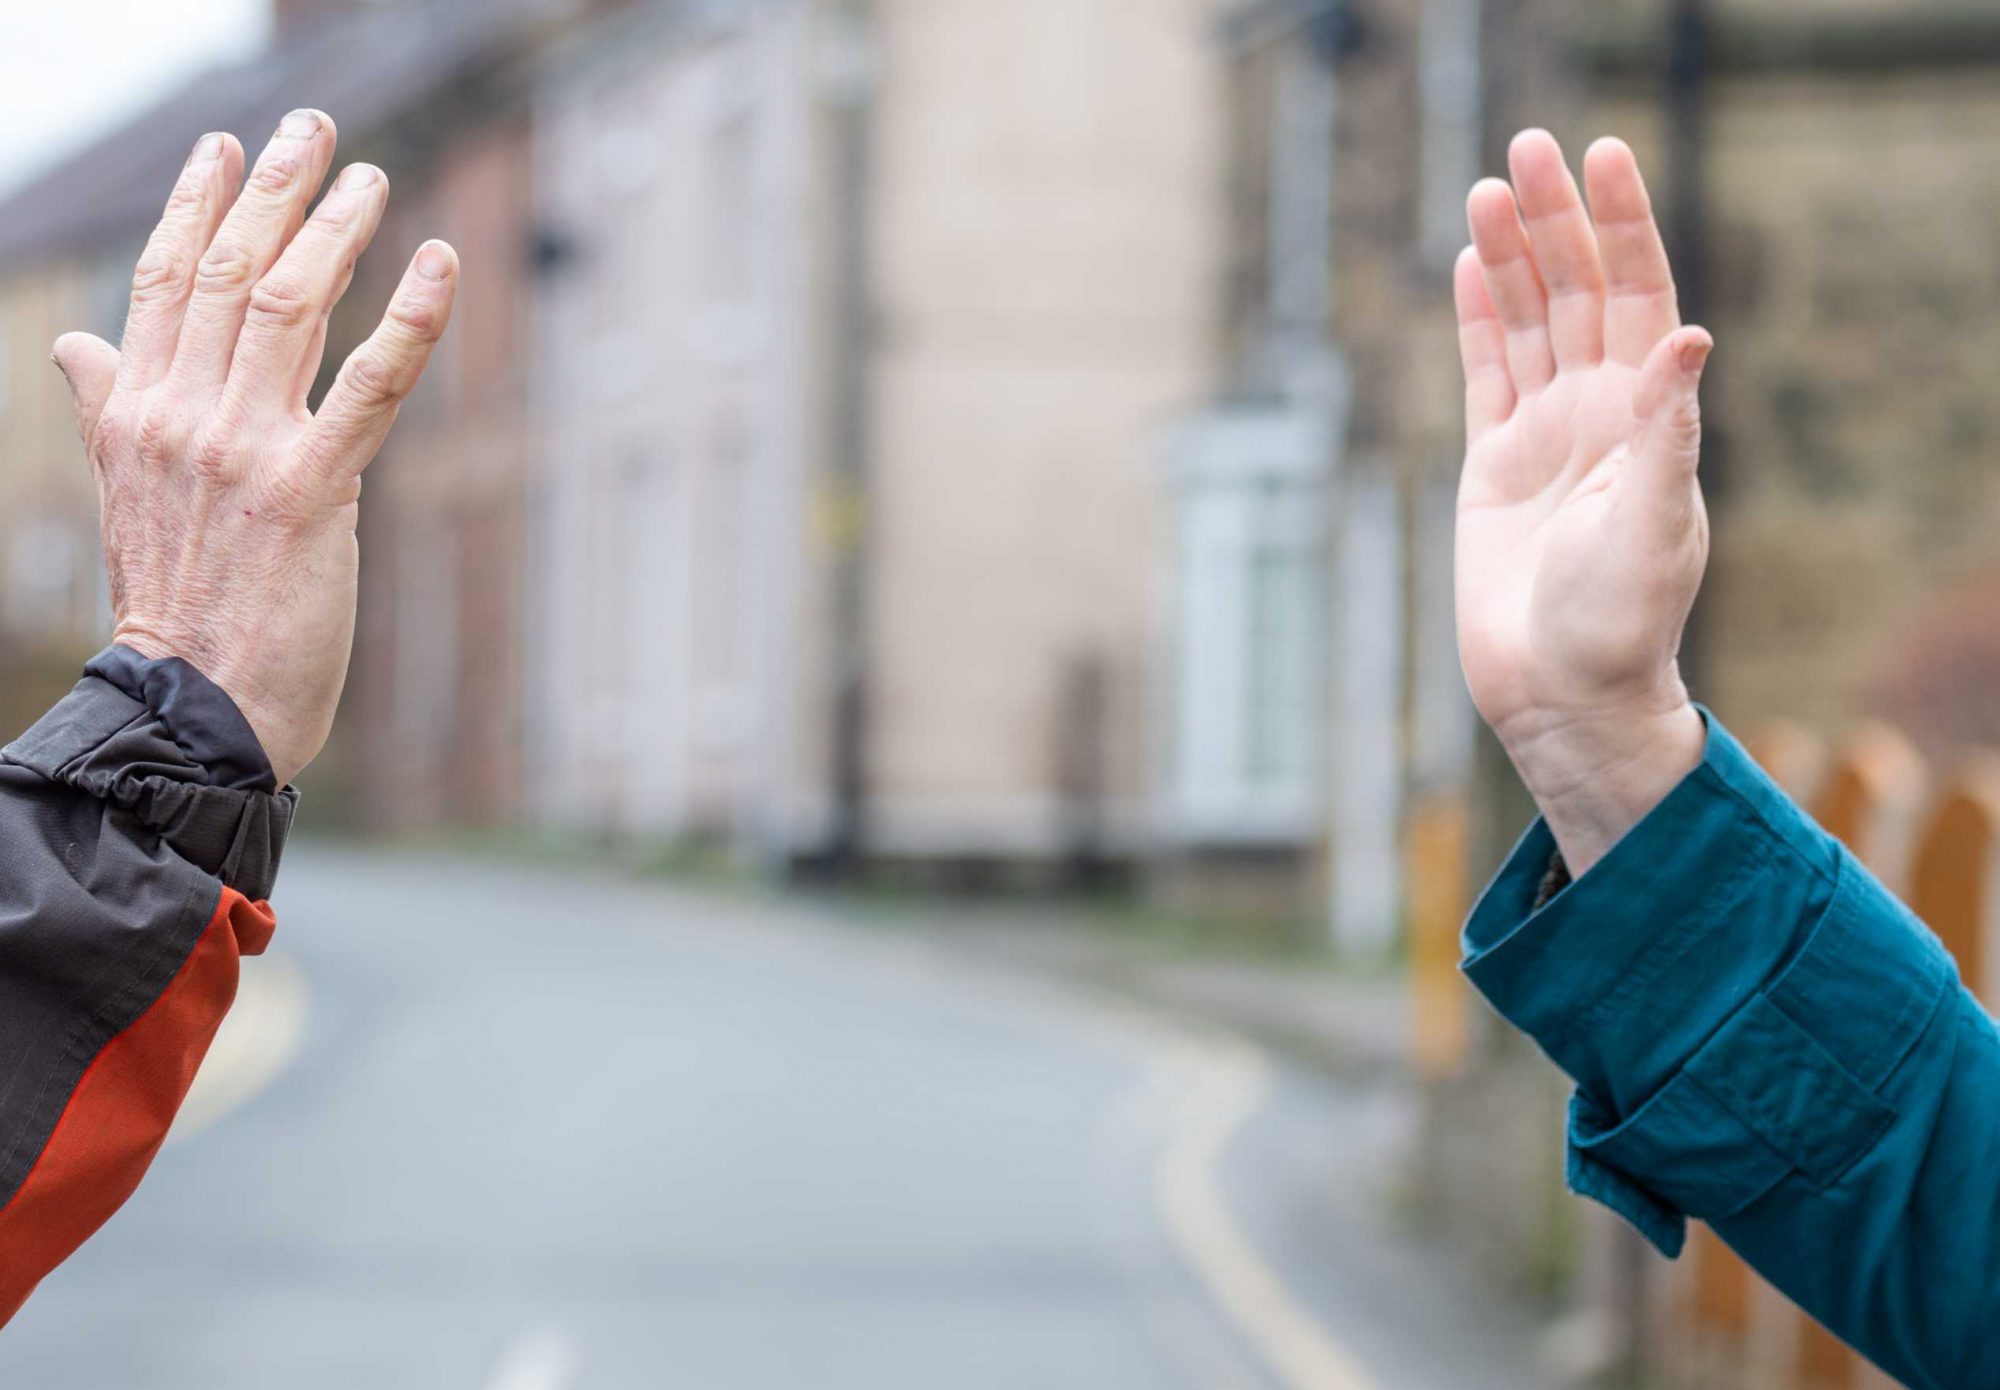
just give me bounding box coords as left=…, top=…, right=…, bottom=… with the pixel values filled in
left=51, top=111, right=458, bottom=787
left=1454, top=129, right=1711, bottom=872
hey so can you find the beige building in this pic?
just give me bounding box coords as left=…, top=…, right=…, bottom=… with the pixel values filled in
left=1148, top=0, right=1486, bottom=945
left=0, top=260, right=122, bottom=732
left=529, top=0, right=1229, bottom=871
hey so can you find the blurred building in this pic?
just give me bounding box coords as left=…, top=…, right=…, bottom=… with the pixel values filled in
left=0, top=0, right=582, bottom=825
left=1148, top=0, right=1480, bottom=944
left=0, top=0, right=1228, bottom=869
left=8, top=0, right=1996, bottom=922
left=0, top=259, right=119, bottom=733
left=525, top=0, right=1226, bottom=873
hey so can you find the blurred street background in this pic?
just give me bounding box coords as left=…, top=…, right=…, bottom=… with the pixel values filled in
left=2, top=0, right=1998, bottom=1386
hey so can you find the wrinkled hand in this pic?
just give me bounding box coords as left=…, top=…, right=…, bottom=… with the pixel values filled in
left=1454, top=130, right=1709, bottom=872
left=53, top=111, right=457, bottom=787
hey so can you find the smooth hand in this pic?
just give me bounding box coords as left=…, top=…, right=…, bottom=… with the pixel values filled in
left=53, top=111, right=458, bottom=787
left=1454, top=130, right=1710, bottom=873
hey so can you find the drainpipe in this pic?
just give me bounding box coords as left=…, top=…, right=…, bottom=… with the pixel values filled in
left=1665, top=0, right=1717, bottom=695
left=1600, top=3, right=1715, bottom=1376
left=820, top=0, right=879, bottom=880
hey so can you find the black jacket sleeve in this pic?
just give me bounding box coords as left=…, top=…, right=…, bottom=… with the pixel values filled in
left=0, top=647, right=295, bottom=1322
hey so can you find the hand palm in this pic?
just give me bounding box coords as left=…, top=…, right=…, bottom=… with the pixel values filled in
left=1452, top=133, right=1712, bottom=745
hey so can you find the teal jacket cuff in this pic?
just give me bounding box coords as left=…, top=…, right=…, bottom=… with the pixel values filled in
left=1460, top=711, right=1958, bottom=1259
left=1463, top=712, right=1839, bottom=1118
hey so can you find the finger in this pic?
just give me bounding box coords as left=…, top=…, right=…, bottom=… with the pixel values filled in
left=1467, top=177, right=1556, bottom=392
left=118, top=132, right=245, bottom=391
left=51, top=333, right=120, bottom=454
left=294, top=255, right=358, bottom=407
left=225, top=162, right=387, bottom=415
left=304, top=240, right=459, bottom=485
left=1628, top=325, right=1712, bottom=504
left=1507, top=129, right=1605, bottom=369
left=172, top=109, right=338, bottom=392
left=1584, top=137, right=1680, bottom=367
left=1454, top=246, right=1514, bottom=443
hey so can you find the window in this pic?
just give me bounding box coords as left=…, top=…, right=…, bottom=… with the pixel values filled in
left=1160, top=407, right=1328, bottom=844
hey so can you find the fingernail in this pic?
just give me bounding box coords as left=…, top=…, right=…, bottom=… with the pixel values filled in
left=415, top=242, right=453, bottom=280
left=335, top=163, right=379, bottom=191
left=186, top=133, right=226, bottom=168
left=1679, top=338, right=1712, bottom=376
left=278, top=109, right=322, bottom=139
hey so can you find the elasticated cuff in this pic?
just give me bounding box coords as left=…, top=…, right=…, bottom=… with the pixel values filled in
left=3, top=647, right=296, bottom=899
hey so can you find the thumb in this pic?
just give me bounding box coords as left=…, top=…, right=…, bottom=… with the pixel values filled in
left=1630, top=325, right=1713, bottom=490
left=51, top=332, right=119, bottom=452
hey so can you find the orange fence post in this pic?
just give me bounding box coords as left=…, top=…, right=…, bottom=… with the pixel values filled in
left=1676, top=723, right=1823, bottom=1384
left=1795, top=724, right=1927, bottom=1388
left=1814, top=723, right=1927, bottom=893
left=1746, top=721, right=1826, bottom=810
left=1673, top=722, right=1991, bottom=1389
left=1406, top=793, right=1471, bottom=1080
left=1910, top=754, right=2000, bottom=1009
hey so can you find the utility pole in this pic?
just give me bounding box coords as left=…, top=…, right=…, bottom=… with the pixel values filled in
left=821, top=0, right=879, bottom=881
left=1664, top=0, right=1718, bottom=696
left=1601, top=8, right=1715, bottom=1377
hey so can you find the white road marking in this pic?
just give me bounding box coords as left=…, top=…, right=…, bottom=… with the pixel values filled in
left=486, top=1324, right=580, bottom=1390
left=170, top=950, right=310, bottom=1144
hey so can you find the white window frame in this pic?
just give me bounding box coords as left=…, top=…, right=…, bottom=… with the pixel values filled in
left=1158, top=406, right=1329, bottom=847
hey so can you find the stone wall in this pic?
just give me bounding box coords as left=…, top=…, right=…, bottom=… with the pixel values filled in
left=1580, top=8, right=2000, bottom=750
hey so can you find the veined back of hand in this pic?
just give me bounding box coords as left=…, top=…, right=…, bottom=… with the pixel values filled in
left=53, top=111, right=460, bottom=787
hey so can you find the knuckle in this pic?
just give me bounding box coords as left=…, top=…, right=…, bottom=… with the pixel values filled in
left=185, top=427, right=240, bottom=481
left=255, top=463, right=324, bottom=523
left=250, top=153, right=300, bottom=193
left=386, top=296, right=441, bottom=339
left=246, top=275, right=318, bottom=331
left=195, top=241, right=260, bottom=296
left=308, top=200, right=357, bottom=235
left=130, top=245, right=190, bottom=301
left=341, top=353, right=406, bottom=408
left=133, top=401, right=179, bottom=465
left=91, top=408, right=136, bottom=462
left=163, top=171, right=209, bottom=215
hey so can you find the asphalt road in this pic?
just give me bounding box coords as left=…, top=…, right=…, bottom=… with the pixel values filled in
left=0, top=847, right=1553, bottom=1389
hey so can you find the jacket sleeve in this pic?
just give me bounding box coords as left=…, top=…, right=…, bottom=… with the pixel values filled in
left=0, top=646, right=295, bottom=1324
left=1461, top=711, right=2000, bottom=1390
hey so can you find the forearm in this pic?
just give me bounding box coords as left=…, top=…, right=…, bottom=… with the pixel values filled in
left=0, top=649, right=293, bottom=1323
left=1497, top=697, right=1705, bottom=876
left=1463, top=714, right=1999, bottom=1388
left=1719, top=985, right=2000, bottom=1390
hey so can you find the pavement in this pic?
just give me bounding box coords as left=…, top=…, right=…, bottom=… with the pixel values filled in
left=917, top=909, right=1414, bottom=1078
left=0, top=846, right=1559, bottom=1390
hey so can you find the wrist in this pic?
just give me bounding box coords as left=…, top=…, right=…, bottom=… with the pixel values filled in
left=8, top=647, right=298, bottom=896
left=1497, top=695, right=1706, bottom=875
left=111, top=627, right=300, bottom=786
